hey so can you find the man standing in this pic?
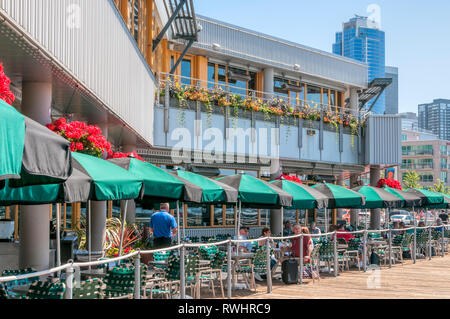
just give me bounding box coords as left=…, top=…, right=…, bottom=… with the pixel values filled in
left=149, top=203, right=178, bottom=249
left=283, top=221, right=293, bottom=237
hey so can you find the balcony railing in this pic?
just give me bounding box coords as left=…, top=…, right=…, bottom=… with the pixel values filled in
left=157, top=72, right=365, bottom=134
left=402, top=150, right=434, bottom=156
left=401, top=164, right=434, bottom=170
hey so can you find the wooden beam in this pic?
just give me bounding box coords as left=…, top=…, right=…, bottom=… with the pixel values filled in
left=210, top=205, right=214, bottom=226
left=222, top=205, right=226, bottom=227
left=5, top=206, right=10, bottom=219
left=107, top=201, right=113, bottom=219
left=49, top=204, right=52, bottom=221
left=63, top=203, right=67, bottom=231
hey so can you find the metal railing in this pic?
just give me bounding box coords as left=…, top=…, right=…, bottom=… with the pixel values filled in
left=157, top=72, right=365, bottom=120
left=1, top=224, right=448, bottom=299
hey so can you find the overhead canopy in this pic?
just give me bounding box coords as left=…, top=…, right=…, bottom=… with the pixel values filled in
left=171, top=170, right=238, bottom=204
left=0, top=99, right=72, bottom=189
left=406, top=188, right=445, bottom=207
left=0, top=152, right=144, bottom=205
left=312, top=183, right=366, bottom=208
left=216, top=174, right=293, bottom=208
left=352, top=186, right=402, bottom=209
left=382, top=186, right=422, bottom=208
left=420, top=192, right=450, bottom=209
left=270, top=179, right=328, bottom=209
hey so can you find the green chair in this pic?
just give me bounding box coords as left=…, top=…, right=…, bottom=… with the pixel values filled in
left=73, top=278, right=103, bottom=299
left=346, top=238, right=362, bottom=271
left=24, top=281, right=66, bottom=299
left=0, top=283, right=8, bottom=299
left=1, top=268, right=39, bottom=299
left=103, top=266, right=135, bottom=299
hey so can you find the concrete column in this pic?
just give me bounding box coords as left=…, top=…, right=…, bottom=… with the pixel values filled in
left=349, top=88, right=359, bottom=116
left=87, top=201, right=107, bottom=253
left=263, top=68, right=274, bottom=100
left=270, top=209, right=283, bottom=236
left=336, top=173, right=345, bottom=221
left=370, top=166, right=382, bottom=230
left=19, top=82, right=52, bottom=270
left=122, top=141, right=137, bottom=224
left=349, top=173, right=360, bottom=227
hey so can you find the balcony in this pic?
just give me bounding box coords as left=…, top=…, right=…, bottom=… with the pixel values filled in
left=401, top=164, right=434, bottom=170
left=150, top=73, right=373, bottom=168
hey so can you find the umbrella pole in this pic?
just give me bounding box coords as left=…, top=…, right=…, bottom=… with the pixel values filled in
left=118, top=201, right=128, bottom=260
left=177, top=200, right=180, bottom=245
left=182, top=203, right=185, bottom=241
left=325, top=208, right=328, bottom=237
left=87, top=200, right=91, bottom=272
left=365, top=209, right=368, bottom=231
left=56, top=203, right=61, bottom=277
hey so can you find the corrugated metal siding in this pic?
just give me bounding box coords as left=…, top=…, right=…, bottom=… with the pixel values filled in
left=0, top=0, right=155, bottom=145
left=195, top=16, right=368, bottom=88
left=365, top=115, right=402, bottom=165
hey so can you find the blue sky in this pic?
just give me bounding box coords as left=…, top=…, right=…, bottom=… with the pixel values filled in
left=194, top=0, right=450, bottom=114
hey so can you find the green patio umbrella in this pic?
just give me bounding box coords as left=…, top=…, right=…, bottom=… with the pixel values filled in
left=381, top=186, right=422, bottom=208
left=406, top=188, right=445, bottom=207
left=171, top=170, right=238, bottom=204
left=312, top=183, right=366, bottom=208
left=352, top=186, right=403, bottom=209
left=216, top=174, right=293, bottom=236
left=270, top=179, right=329, bottom=209
left=0, top=99, right=72, bottom=189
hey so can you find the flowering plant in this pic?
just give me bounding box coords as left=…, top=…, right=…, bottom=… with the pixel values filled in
left=108, top=151, right=145, bottom=162
left=0, top=63, right=15, bottom=105
left=377, top=178, right=402, bottom=190
left=46, top=117, right=112, bottom=158
left=278, top=174, right=303, bottom=184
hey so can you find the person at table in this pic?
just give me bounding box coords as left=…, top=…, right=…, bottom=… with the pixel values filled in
left=283, top=221, right=294, bottom=237
left=285, top=224, right=313, bottom=263
left=256, top=228, right=277, bottom=279
left=149, top=202, right=178, bottom=250
left=335, top=224, right=355, bottom=243
left=435, top=218, right=445, bottom=232
left=309, top=222, right=321, bottom=236
left=233, top=226, right=253, bottom=253
left=439, top=211, right=448, bottom=225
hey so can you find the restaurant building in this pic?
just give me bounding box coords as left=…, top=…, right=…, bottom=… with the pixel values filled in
left=0, top=0, right=400, bottom=270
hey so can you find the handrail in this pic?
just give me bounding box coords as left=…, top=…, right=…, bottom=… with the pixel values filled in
left=1, top=224, right=447, bottom=288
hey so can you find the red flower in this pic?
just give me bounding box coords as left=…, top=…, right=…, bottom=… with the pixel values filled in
left=107, top=151, right=145, bottom=162
left=76, top=142, right=84, bottom=151
left=70, top=142, right=76, bottom=152
left=0, top=63, right=15, bottom=105
left=46, top=124, right=56, bottom=131
left=377, top=178, right=401, bottom=190
left=277, top=174, right=303, bottom=184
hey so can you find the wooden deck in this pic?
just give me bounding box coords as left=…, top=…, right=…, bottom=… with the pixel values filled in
left=226, top=256, right=450, bottom=299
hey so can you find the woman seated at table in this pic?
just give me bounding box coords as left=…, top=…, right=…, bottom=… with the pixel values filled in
left=257, top=228, right=277, bottom=277
left=283, top=224, right=313, bottom=263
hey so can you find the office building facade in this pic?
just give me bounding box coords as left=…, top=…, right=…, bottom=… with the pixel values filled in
left=333, top=15, right=386, bottom=114
left=385, top=66, right=399, bottom=114
left=418, top=99, right=450, bottom=141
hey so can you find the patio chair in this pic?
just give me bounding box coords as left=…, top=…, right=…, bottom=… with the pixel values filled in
left=73, top=278, right=103, bottom=299
left=196, top=250, right=226, bottom=298
left=0, top=283, right=8, bottom=299
left=416, top=231, right=429, bottom=258
left=23, top=281, right=66, bottom=299
left=346, top=238, right=361, bottom=271
left=319, top=241, right=346, bottom=273
left=392, top=234, right=412, bottom=264
left=103, top=266, right=135, bottom=299
left=1, top=268, right=39, bottom=299
left=304, top=243, right=321, bottom=283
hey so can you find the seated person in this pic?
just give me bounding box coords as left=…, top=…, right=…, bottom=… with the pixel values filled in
left=309, top=222, right=321, bottom=236
left=283, top=224, right=313, bottom=263
left=336, top=224, right=355, bottom=243
left=283, top=221, right=294, bottom=237
left=256, top=228, right=277, bottom=280
left=438, top=211, right=448, bottom=225
left=233, top=226, right=253, bottom=253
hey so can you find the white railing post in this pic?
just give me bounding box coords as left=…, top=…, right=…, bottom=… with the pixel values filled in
left=227, top=239, right=232, bottom=299
left=388, top=229, right=392, bottom=268
left=442, top=226, right=446, bottom=257
left=333, top=231, right=338, bottom=277
left=180, top=244, right=186, bottom=299
left=134, top=252, right=141, bottom=299
left=266, top=239, right=272, bottom=294
left=65, top=265, right=74, bottom=299
left=413, top=224, right=417, bottom=264
left=363, top=230, right=368, bottom=272
left=299, top=235, right=304, bottom=285
left=428, top=226, right=432, bottom=261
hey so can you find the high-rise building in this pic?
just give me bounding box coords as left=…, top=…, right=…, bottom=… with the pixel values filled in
left=418, top=99, right=450, bottom=141
left=333, top=15, right=386, bottom=114
left=385, top=66, right=398, bottom=114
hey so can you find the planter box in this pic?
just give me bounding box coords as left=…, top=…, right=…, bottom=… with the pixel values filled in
left=0, top=220, right=14, bottom=240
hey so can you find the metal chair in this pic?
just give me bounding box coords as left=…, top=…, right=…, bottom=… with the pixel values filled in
left=23, top=281, right=66, bottom=299
left=73, top=278, right=103, bottom=299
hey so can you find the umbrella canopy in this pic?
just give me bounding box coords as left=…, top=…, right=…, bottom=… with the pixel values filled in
left=352, top=186, right=403, bottom=209
left=419, top=191, right=450, bottom=209
left=312, top=183, right=366, bottom=208
left=381, top=186, right=422, bottom=208
left=0, top=99, right=72, bottom=189
left=171, top=170, right=238, bottom=204
left=108, top=157, right=185, bottom=202
left=270, top=179, right=328, bottom=209
left=0, top=152, right=144, bottom=205
left=406, top=188, right=445, bottom=207
left=216, top=174, right=293, bottom=208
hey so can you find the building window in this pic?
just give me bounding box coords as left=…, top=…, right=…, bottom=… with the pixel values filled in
left=306, top=85, right=322, bottom=105
left=181, top=59, right=192, bottom=85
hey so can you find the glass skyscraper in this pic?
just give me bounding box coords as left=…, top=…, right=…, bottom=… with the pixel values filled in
left=333, top=15, right=386, bottom=114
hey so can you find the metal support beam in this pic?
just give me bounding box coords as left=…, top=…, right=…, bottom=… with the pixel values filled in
left=169, top=38, right=195, bottom=74
left=153, top=0, right=187, bottom=52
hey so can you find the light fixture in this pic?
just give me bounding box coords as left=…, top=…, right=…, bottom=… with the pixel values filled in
left=196, top=22, right=203, bottom=32
left=227, top=70, right=251, bottom=82
left=293, top=64, right=301, bottom=71
left=212, top=43, right=221, bottom=51
left=281, top=83, right=303, bottom=93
